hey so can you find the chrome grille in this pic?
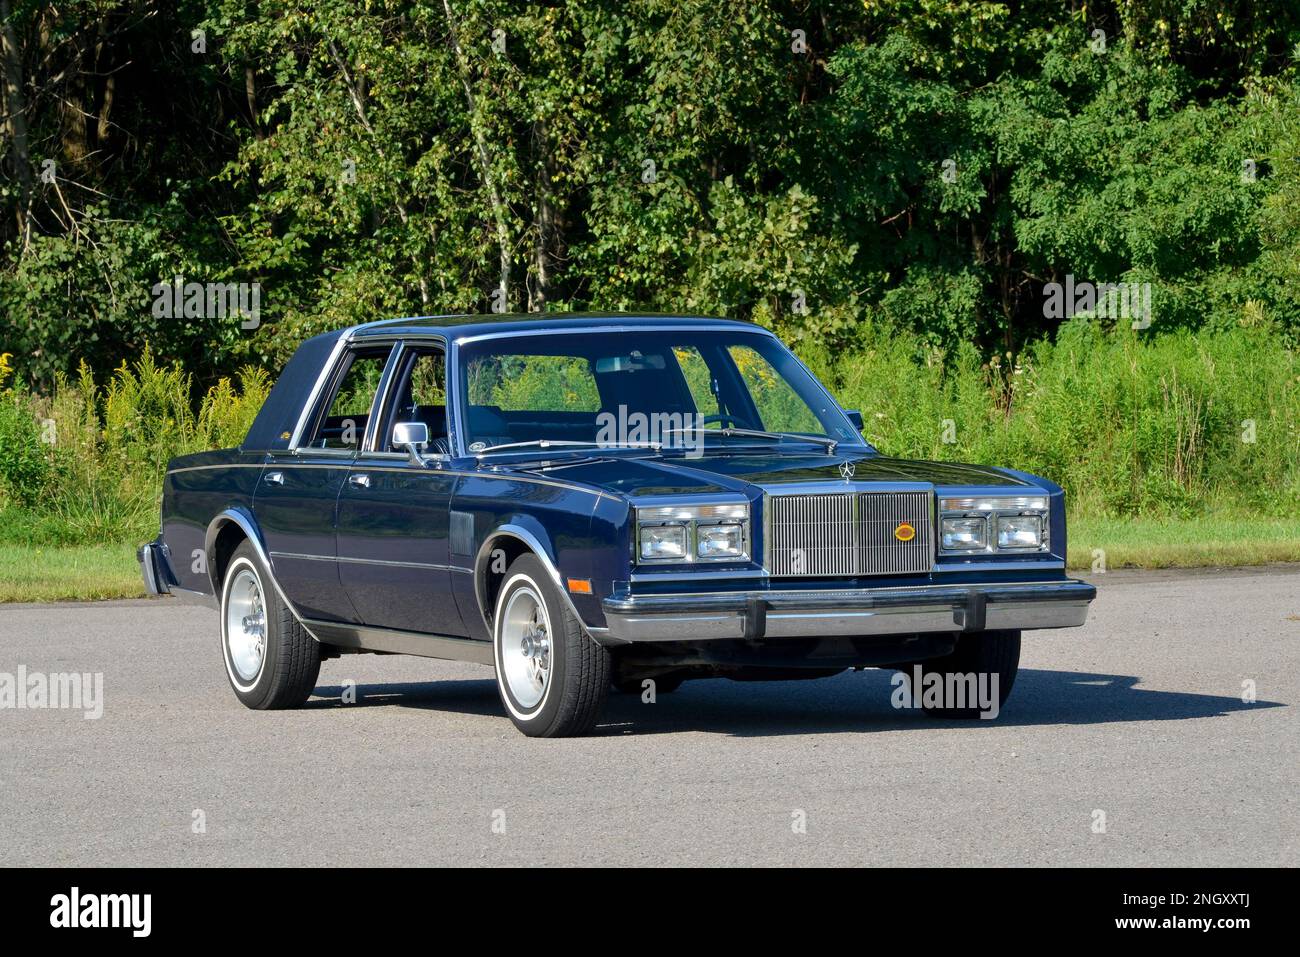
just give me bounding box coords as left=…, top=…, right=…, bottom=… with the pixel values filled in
left=766, top=490, right=933, bottom=577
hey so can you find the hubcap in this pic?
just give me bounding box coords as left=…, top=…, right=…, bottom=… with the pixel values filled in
left=226, top=567, right=266, bottom=683
left=500, top=586, right=551, bottom=710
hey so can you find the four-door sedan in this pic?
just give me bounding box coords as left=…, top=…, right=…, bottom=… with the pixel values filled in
left=138, top=313, right=1095, bottom=736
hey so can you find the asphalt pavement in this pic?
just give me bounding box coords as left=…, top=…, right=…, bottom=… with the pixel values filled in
left=1, top=565, right=1296, bottom=866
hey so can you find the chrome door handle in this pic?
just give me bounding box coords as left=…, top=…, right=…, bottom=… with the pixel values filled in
left=348, top=474, right=371, bottom=489
left=263, top=471, right=285, bottom=486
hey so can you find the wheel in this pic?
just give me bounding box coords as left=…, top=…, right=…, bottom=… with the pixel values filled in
left=612, top=675, right=683, bottom=695
left=906, top=629, right=1020, bottom=719
left=492, top=554, right=610, bottom=737
left=220, top=540, right=321, bottom=709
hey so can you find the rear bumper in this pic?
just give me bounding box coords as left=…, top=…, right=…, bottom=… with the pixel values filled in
left=601, top=579, right=1096, bottom=643
left=137, top=540, right=173, bottom=596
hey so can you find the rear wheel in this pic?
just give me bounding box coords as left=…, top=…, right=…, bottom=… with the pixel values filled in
left=220, top=540, right=321, bottom=709
left=493, top=554, right=610, bottom=737
left=906, top=629, right=1020, bottom=719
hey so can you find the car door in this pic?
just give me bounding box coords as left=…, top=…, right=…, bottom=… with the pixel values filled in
left=253, top=342, right=397, bottom=623
left=334, top=342, right=467, bottom=636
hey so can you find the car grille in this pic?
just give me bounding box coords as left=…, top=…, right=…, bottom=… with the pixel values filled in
left=765, top=490, right=933, bottom=577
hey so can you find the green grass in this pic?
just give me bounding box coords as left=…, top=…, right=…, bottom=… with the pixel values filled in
left=1, top=515, right=1298, bottom=602
left=0, top=543, right=146, bottom=602
left=1067, top=514, right=1300, bottom=570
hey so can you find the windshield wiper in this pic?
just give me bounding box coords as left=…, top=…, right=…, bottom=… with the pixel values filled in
left=657, top=426, right=838, bottom=453
left=474, top=439, right=664, bottom=456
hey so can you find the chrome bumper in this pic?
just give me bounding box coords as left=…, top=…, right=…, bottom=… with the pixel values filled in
left=137, top=540, right=172, bottom=596
left=600, top=580, right=1096, bottom=643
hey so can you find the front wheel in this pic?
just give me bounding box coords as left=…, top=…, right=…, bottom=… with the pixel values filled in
left=220, top=540, right=321, bottom=709
left=493, top=554, right=610, bottom=737
left=905, top=629, right=1020, bottom=719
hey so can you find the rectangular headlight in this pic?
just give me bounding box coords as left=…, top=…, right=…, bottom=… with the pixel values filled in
left=996, top=514, right=1042, bottom=549
left=639, top=523, right=688, bottom=561
left=635, top=503, right=749, bottom=564
left=696, top=522, right=745, bottom=560
left=938, top=495, right=1049, bottom=555
left=941, top=517, right=987, bottom=551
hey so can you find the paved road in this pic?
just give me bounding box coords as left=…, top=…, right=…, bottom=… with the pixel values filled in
left=1, top=566, right=1296, bottom=866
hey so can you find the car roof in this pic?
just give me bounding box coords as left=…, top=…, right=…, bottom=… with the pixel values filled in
left=349, top=312, right=766, bottom=340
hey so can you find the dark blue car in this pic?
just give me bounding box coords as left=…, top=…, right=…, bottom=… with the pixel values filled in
left=138, top=313, right=1095, bottom=736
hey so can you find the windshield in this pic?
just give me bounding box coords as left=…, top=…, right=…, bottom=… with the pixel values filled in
left=457, top=330, right=860, bottom=454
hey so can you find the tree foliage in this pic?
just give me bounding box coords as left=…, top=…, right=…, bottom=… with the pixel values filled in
left=1, top=0, right=1298, bottom=390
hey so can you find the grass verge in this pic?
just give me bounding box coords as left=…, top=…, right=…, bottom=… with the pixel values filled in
left=0, top=515, right=1297, bottom=602
left=1067, top=514, right=1300, bottom=570
left=0, top=543, right=145, bottom=602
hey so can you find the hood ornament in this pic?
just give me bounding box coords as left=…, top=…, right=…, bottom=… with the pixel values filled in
left=839, top=460, right=855, bottom=482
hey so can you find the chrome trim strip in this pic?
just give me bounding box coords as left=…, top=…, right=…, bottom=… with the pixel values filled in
left=269, top=550, right=471, bottom=574
left=453, top=322, right=764, bottom=346
left=165, top=461, right=620, bottom=502
left=302, top=618, right=494, bottom=665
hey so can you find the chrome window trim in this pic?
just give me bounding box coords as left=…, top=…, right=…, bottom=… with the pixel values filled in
left=287, top=326, right=358, bottom=450
left=288, top=336, right=401, bottom=455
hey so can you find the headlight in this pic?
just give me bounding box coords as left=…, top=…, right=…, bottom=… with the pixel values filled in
left=996, top=514, right=1043, bottom=550
left=635, top=503, right=749, bottom=564
left=639, top=524, right=687, bottom=561
left=941, top=517, right=987, bottom=551
left=697, top=522, right=745, bottom=560
left=938, top=495, right=1049, bottom=555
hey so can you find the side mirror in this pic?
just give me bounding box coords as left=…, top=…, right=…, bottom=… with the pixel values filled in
left=845, top=409, right=864, bottom=432
left=392, top=421, right=430, bottom=465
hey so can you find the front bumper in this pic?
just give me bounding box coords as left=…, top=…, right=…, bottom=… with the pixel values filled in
left=601, top=579, right=1096, bottom=643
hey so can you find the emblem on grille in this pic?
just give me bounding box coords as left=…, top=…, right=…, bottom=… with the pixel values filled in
left=839, top=460, right=855, bottom=481
left=894, top=521, right=916, bottom=542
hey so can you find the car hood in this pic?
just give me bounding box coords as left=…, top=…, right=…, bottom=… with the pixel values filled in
left=521, top=449, right=1039, bottom=498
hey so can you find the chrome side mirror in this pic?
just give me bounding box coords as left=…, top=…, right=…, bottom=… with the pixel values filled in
left=392, top=421, right=430, bottom=466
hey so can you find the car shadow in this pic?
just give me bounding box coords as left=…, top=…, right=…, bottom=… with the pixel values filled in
left=306, top=679, right=502, bottom=718
left=305, top=668, right=1283, bottom=736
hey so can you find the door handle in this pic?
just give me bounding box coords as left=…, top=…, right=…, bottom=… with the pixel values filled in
left=348, top=473, right=371, bottom=489
left=263, top=471, right=285, bottom=486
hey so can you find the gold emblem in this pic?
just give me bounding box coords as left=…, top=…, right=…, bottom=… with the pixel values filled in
left=894, top=522, right=916, bottom=542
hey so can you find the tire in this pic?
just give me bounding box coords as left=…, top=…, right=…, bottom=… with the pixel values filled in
left=492, top=554, right=610, bottom=737
left=906, top=629, right=1020, bottom=719
left=612, top=675, right=683, bottom=695
left=219, top=540, right=321, bottom=710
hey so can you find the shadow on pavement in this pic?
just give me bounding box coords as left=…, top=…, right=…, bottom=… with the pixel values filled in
left=305, top=668, right=1283, bottom=737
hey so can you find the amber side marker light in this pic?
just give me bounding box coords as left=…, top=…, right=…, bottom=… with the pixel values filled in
left=567, top=578, right=593, bottom=595
left=894, top=522, right=916, bottom=542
